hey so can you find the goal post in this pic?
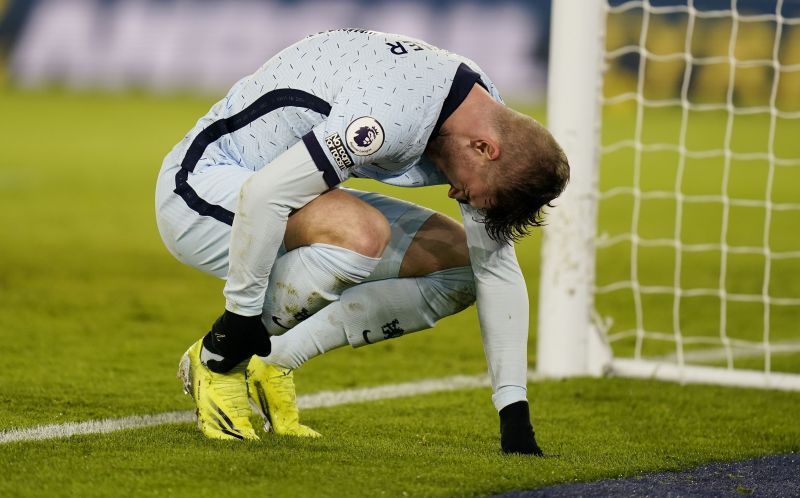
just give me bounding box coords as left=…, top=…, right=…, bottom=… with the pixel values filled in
left=538, top=0, right=800, bottom=391
left=537, top=0, right=608, bottom=378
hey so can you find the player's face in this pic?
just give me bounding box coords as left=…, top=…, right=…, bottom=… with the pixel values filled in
left=427, top=134, right=496, bottom=209
left=443, top=161, right=494, bottom=210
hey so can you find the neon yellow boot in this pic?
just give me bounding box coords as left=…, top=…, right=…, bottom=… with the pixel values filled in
left=178, top=339, right=259, bottom=441
left=246, top=358, right=321, bottom=437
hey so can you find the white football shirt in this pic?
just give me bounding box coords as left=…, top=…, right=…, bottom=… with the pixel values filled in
left=171, top=29, right=529, bottom=409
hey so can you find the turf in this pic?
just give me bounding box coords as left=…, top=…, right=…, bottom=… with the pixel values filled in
left=1, top=382, right=799, bottom=498
left=1, top=89, right=798, bottom=497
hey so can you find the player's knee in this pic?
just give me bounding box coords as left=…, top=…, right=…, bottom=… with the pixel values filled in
left=319, top=203, right=390, bottom=257
left=345, top=206, right=391, bottom=258
left=285, top=189, right=391, bottom=257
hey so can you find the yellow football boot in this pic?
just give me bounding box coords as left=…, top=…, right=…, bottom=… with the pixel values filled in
left=246, top=358, right=321, bottom=437
left=178, top=339, right=259, bottom=441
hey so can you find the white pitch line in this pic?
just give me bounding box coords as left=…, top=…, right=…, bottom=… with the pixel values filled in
left=0, top=372, right=506, bottom=444
left=297, top=373, right=493, bottom=409
left=0, top=411, right=196, bottom=444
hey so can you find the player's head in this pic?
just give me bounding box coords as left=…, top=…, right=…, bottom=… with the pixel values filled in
left=481, top=107, right=570, bottom=242
left=433, top=105, right=570, bottom=243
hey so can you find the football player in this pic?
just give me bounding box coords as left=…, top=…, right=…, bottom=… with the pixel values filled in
left=155, top=29, right=568, bottom=454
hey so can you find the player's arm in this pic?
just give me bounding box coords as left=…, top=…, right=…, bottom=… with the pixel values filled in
left=204, top=140, right=337, bottom=373
left=459, top=203, right=543, bottom=456
left=208, top=77, right=406, bottom=372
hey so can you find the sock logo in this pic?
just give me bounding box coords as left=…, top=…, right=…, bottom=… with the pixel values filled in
left=381, top=319, right=405, bottom=339
left=362, top=319, right=404, bottom=345
left=271, top=316, right=290, bottom=330
left=271, top=308, right=311, bottom=331
left=293, top=308, right=311, bottom=322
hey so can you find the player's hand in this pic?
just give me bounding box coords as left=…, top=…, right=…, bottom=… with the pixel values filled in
left=499, top=401, right=544, bottom=455
left=202, top=310, right=271, bottom=373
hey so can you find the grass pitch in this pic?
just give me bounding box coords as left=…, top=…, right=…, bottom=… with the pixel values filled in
left=0, top=89, right=798, bottom=497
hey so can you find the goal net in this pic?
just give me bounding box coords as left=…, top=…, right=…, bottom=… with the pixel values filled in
left=538, top=0, right=800, bottom=390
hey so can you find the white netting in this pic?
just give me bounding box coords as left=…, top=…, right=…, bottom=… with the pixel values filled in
left=595, top=0, right=800, bottom=375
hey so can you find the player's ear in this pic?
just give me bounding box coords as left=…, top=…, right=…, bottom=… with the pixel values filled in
left=471, top=138, right=500, bottom=161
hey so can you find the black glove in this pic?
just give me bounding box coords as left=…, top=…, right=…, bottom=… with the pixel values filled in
left=499, top=400, right=543, bottom=455
left=201, top=310, right=271, bottom=373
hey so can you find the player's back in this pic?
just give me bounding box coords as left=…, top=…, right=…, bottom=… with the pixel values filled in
left=169, top=29, right=501, bottom=189
left=203, top=30, right=487, bottom=174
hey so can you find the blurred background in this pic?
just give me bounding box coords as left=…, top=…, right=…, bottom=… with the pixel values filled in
left=0, top=0, right=553, bottom=101
left=2, top=0, right=798, bottom=104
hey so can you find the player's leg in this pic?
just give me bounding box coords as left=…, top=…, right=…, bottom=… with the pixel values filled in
left=260, top=190, right=476, bottom=371
left=158, top=161, right=391, bottom=440
left=159, top=161, right=267, bottom=440
left=248, top=190, right=474, bottom=435
left=342, top=211, right=475, bottom=348
left=261, top=188, right=390, bottom=337
left=246, top=188, right=393, bottom=437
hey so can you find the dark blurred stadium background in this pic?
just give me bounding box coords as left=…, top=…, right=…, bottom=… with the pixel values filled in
left=0, top=0, right=555, bottom=100
left=1, top=0, right=797, bottom=106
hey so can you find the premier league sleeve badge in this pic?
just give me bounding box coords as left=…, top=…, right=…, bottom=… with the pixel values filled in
left=345, top=116, right=385, bottom=156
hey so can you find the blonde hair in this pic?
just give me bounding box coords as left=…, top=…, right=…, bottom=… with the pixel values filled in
left=483, top=107, right=570, bottom=242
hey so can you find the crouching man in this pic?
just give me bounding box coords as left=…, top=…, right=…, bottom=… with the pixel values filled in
left=155, top=29, right=569, bottom=454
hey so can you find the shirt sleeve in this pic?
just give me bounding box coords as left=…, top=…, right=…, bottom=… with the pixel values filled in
left=223, top=140, right=330, bottom=316
left=459, top=203, right=530, bottom=410
left=300, top=77, right=441, bottom=183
